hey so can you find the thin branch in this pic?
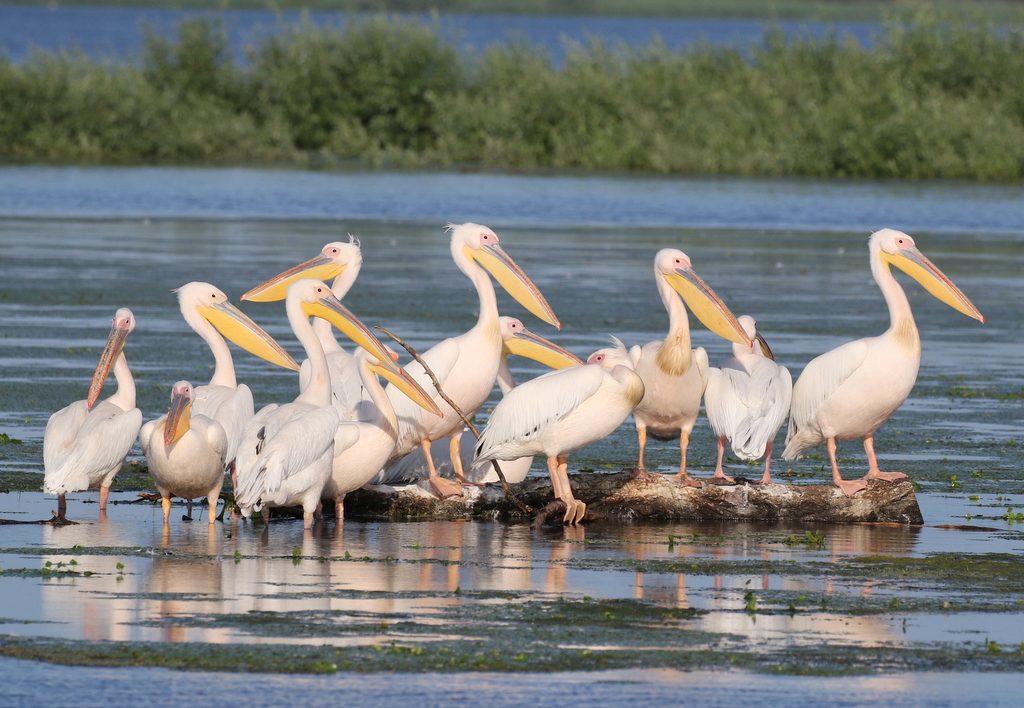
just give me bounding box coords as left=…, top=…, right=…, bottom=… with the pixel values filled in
left=375, top=326, right=533, bottom=516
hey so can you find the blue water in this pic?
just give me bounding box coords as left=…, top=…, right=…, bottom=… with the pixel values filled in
left=0, top=4, right=880, bottom=63
left=1, top=165, right=1022, bottom=235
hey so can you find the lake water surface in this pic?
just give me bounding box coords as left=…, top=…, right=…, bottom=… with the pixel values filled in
left=0, top=166, right=1022, bottom=699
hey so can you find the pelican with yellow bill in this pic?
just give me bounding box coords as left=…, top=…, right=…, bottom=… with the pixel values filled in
left=784, top=228, right=985, bottom=496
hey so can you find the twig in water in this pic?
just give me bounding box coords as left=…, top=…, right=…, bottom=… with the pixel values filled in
left=375, top=326, right=533, bottom=516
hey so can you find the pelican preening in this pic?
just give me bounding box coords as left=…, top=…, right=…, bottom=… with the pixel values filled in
left=783, top=229, right=984, bottom=496
left=373, top=316, right=584, bottom=487
left=140, top=381, right=227, bottom=524
left=624, top=249, right=750, bottom=485
left=43, top=308, right=143, bottom=517
left=704, top=316, right=792, bottom=485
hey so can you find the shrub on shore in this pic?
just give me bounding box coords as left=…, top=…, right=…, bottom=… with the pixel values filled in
left=1, top=10, right=1023, bottom=178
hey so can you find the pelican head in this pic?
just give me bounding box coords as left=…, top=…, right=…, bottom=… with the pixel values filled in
left=450, top=222, right=561, bottom=329
left=737, top=314, right=774, bottom=360
left=87, top=307, right=136, bottom=408
left=872, top=229, right=985, bottom=322
left=242, top=237, right=362, bottom=302
left=655, top=249, right=751, bottom=345
left=176, top=282, right=299, bottom=371
left=500, top=317, right=583, bottom=368
left=163, top=380, right=194, bottom=446
left=288, top=279, right=401, bottom=376
left=586, top=336, right=634, bottom=370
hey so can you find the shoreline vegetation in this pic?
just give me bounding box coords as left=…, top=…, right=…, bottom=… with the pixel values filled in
left=3, top=8, right=1024, bottom=179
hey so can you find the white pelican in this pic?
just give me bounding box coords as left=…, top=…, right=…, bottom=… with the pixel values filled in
left=386, top=223, right=561, bottom=498
left=43, top=308, right=143, bottom=518
left=175, top=282, right=299, bottom=484
left=783, top=229, right=984, bottom=496
left=234, top=279, right=400, bottom=528
left=472, top=361, right=645, bottom=525
left=373, top=316, right=584, bottom=486
left=626, top=249, right=750, bottom=485
left=241, top=238, right=369, bottom=418
left=704, top=315, right=792, bottom=484
left=322, top=348, right=443, bottom=520
left=139, top=381, right=227, bottom=524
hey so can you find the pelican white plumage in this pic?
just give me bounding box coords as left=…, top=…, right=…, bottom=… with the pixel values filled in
left=175, top=282, right=299, bottom=483
left=783, top=229, right=984, bottom=496
left=322, top=348, right=442, bottom=520
left=241, top=238, right=368, bottom=418
left=234, top=279, right=400, bottom=528
left=473, top=361, right=645, bottom=525
left=704, top=315, right=792, bottom=484
left=140, top=381, right=228, bottom=524
left=386, top=223, right=561, bottom=499
left=43, top=308, right=143, bottom=518
left=626, top=249, right=750, bottom=484
left=373, top=316, right=584, bottom=486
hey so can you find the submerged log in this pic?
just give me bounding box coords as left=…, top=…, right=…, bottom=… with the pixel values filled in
left=347, top=469, right=924, bottom=525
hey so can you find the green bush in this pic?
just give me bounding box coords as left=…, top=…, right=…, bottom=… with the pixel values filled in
left=1, top=9, right=1023, bottom=178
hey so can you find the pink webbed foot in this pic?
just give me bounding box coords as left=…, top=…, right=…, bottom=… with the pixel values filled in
left=667, top=472, right=701, bottom=489
left=428, top=476, right=464, bottom=499
left=861, top=470, right=908, bottom=482
left=562, top=500, right=586, bottom=525
left=834, top=478, right=869, bottom=497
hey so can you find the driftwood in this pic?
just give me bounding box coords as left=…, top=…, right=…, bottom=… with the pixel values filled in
left=348, top=469, right=924, bottom=525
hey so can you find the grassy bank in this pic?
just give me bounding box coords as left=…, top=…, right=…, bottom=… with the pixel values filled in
left=2, top=9, right=1024, bottom=178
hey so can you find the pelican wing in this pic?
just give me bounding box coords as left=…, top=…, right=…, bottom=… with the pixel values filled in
left=390, top=337, right=461, bottom=450
left=704, top=367, right=747, bottom=440
left=474, top=365, right=605, bottom=463
left=233, top=403, right=279, bottom=509
left=258, top=405, right=340, bottom=494
left=785, top=339, right=869, bottom=456
left=43, top=400, right=142, bottom=494
left=43, top=400, right=89, bottom=474
left=193, top=383, right=254, bottom=468
left=731, top=359, right=793, bottom=459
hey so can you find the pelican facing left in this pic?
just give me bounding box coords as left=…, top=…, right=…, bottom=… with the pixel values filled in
left=783, top=229, right=984, bottom=496
left=43, top=308, right=143, bottom=518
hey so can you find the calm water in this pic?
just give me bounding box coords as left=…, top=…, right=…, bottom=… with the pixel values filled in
left=0, top=166, right=1022, bottom=695
left=0, top=5, right=880, bottom=64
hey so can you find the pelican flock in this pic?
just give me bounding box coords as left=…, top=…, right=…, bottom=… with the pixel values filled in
left=33, top=225, right=985, bottom=526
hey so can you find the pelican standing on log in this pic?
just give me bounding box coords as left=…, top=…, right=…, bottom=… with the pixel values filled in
left=473, top=356, right=644, bottom=525
left=373, top=316, right=583, bottom=486
left=704, top=315, right=792, bottom=484
left=783, top=229, right=984, bottom=496
left=175, top=282, right=300, bottom=486
left=233, top=279, right=401, bottom=529
left=628, top=249, right=751, bottom=485
left=384, top=223, right=561, bottom=499
left=140, top=381, right=227, bottom=524
left=43, top=308, right=143, bottom=518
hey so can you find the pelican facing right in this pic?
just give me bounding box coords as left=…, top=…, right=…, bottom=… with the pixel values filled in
left=783, top=229, right=984, bottom=496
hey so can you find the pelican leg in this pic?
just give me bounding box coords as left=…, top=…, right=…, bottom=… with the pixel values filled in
left=161, top=496, right=172, bottom=525
left=98, top=486, right=110, bottom=512
left=207, top=493, right=219, bottom=525
left=423, top=438, right=463, bottom=498
left=860, top=435, right=907, bottom=482
left=335, top=495, right=345, bottom=522
left=449, top=434, right=466, bottom=484
left=184, top=499, right=193, bottom=521
left=546, top=456, right=566, bottom=502
left=57, top=493, right=67, bottom=519
left=758, top=442, right=774, bottom=485
left=302, top=511, right=315, bottom=529
left=636, top=427, right=648, bottom=470
left=555, top=456, right=585, bottom=525
left=672, top=431, right=701, bottom=487
left=710, top=436, right=734, bottom=482
left=829, top=438, right=868, bottom=497
left=261, top=507, right=270, bottom=525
